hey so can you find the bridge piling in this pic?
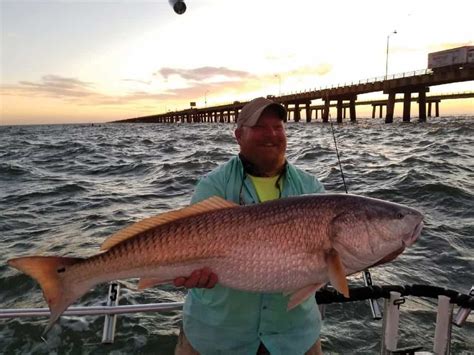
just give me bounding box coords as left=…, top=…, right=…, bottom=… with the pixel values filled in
left=419, top=91, right=427, bottom=122
left=337, top=99, right=343, bottom=123
left=294, top=103, right=301, bottom=122
left=385, top=92, right=396, bottom=123
left=350, top=98, right=356, bottom=122
left=403, top=92, right=411, bottom=122
left=305, top=102, right=311, bottom=123
left=324, top=99, right=330, bottom=123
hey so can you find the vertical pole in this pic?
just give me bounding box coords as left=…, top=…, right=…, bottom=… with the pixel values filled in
left=433, top=295, right=453, bottom=354
left=102, top=282, right=120, bottom=344
left=419, top=90, right=427, bottom=122
left=349, top=98, right=356, bottom=122
left=323, top=99, right=330, bottom=123
left=386, top=92, right=396, bottom=123
left=294, top=104, right=301, bottom=122
left=381, top=291, right=404, bottom=354
left=337, top=99, right=343, bottom=123
left=403, top=92, right=411, bottom=122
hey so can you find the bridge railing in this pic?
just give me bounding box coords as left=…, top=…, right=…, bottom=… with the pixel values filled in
left=279, top=69, right=433, bottom=97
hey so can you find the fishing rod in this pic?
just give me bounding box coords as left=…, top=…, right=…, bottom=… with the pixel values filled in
left=327, top=97, right=382, bottom=319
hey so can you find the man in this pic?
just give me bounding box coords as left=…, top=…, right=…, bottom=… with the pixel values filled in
left=174, top=97, right=325, bottom=355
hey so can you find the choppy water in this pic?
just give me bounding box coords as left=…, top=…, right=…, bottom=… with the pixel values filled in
left=0, top=117, right=473, bottom=354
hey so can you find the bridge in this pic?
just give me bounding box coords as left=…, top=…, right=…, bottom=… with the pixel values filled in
left=117, top=66, right=474, bottom=124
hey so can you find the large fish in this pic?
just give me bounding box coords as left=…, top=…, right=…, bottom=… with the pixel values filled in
left=8, top=194, right=423, bottom=332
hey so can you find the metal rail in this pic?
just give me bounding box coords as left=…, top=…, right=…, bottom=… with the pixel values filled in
left=0, top=301, right=184, bottom=318
left=1, top=283, right=472, bottom=354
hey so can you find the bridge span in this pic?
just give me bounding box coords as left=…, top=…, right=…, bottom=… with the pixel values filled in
left=118, top=66, right=473, bottom=124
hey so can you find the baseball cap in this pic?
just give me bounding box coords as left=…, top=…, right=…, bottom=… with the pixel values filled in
left=236, top=97, right=287, bottom=129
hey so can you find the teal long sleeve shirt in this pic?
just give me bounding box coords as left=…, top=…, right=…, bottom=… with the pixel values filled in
left=183, top=156, right=325, bottom=355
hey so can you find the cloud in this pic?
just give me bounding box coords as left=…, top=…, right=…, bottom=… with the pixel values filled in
left=3, top=75, right=95, bottom=98
left=155, top=66, right=251, bottom=82
left=122, top=78, right=152, bottom=85
left=288, top=64, right=333, bottom=77
left=3, top=63, right=325, bottom=110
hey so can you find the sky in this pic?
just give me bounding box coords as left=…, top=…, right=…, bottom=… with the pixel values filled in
left=1, top=0, right=473, bottom=125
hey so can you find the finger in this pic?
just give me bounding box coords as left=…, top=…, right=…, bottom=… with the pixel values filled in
left=184, top=270, right=201, bottom=289
left=206, top=272, right=218, bottom=288
left=174, top=277, right=186, bottom=287
left=197, top=268, right=211, bottom=288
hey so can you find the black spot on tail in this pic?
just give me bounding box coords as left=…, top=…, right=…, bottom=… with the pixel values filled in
left=57, top=267, right=66, bottom=273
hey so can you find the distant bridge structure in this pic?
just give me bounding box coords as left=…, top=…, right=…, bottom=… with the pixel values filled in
left=118, top=66, right=474, bottom=124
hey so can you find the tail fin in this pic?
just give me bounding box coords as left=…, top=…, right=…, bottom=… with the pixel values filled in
left=8, top=256, right=85, bottom=333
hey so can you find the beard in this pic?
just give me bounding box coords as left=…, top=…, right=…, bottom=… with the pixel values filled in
left=240, top=145, right=286, bottom=177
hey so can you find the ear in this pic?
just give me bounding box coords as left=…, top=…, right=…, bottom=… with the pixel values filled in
left=235, top=128, right=242, bottom=144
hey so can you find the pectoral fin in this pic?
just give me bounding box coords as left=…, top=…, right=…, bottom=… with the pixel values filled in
left=137, top=277, right=172, bottom=290
left=326, top=249, right=349, bottom=298
left=287, top=283, right=324, bottom=310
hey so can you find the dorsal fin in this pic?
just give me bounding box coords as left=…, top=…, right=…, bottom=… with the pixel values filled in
left=100, top=196, right=238, bottom=251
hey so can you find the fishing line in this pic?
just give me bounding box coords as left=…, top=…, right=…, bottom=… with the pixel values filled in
left=326, top=94, right=348, bottom=194
left=325, top=97, right=382, bottom=320
left=328, top=117, right=348, bottom=194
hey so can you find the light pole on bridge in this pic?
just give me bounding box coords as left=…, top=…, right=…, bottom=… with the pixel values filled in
left=385, top=30, right=397, bottom=80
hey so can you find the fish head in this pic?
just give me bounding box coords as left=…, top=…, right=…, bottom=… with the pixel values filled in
left=331, top=195, right=424, bottom=273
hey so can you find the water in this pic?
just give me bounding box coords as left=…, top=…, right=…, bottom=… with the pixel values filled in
left=0, top=117, right=473, bottom=354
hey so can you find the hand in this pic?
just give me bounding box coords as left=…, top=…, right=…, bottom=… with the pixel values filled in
left=173, top=267, right=218, bottom=289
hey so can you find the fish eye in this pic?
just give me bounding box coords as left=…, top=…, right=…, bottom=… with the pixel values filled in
left=396, top=212, right=404, bottom=219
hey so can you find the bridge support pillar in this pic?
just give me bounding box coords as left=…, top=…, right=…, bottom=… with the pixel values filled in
left=385, top=92, right=396, bottom=123
left=336, top=99, right=343, bottom=123
left=428, top=100, right=441, bottom=118
left=403, top=92, right=411, bottom=122
left=323, top=99, right=330, bottom=123
left=294, top=104, right=301, bottom=122
left=306, top=102, right=312, bottom=123
left=418, top=91, right=427, bottom=122
left=349, top=98, right=356, bottom=122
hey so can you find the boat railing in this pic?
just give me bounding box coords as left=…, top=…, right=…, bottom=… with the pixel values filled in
left=0, top=283, right=472, bottom=355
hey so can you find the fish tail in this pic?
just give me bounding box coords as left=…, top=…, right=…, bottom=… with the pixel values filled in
left=8, top=256, right=85, bottom=333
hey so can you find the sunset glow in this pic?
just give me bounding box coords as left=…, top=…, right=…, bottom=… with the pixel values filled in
left=1, top=0, right=473, bottom=125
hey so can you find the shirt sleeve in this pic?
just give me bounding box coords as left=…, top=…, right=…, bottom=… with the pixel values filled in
left=190, top=173, right=226, bottom=204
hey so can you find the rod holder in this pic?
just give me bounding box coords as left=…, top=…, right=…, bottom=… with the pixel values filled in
left=453, top=286, right=473, bottom=327
left=363, top=270, right=382, bottom=319
left=102, top=282, right=120, bottom=344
